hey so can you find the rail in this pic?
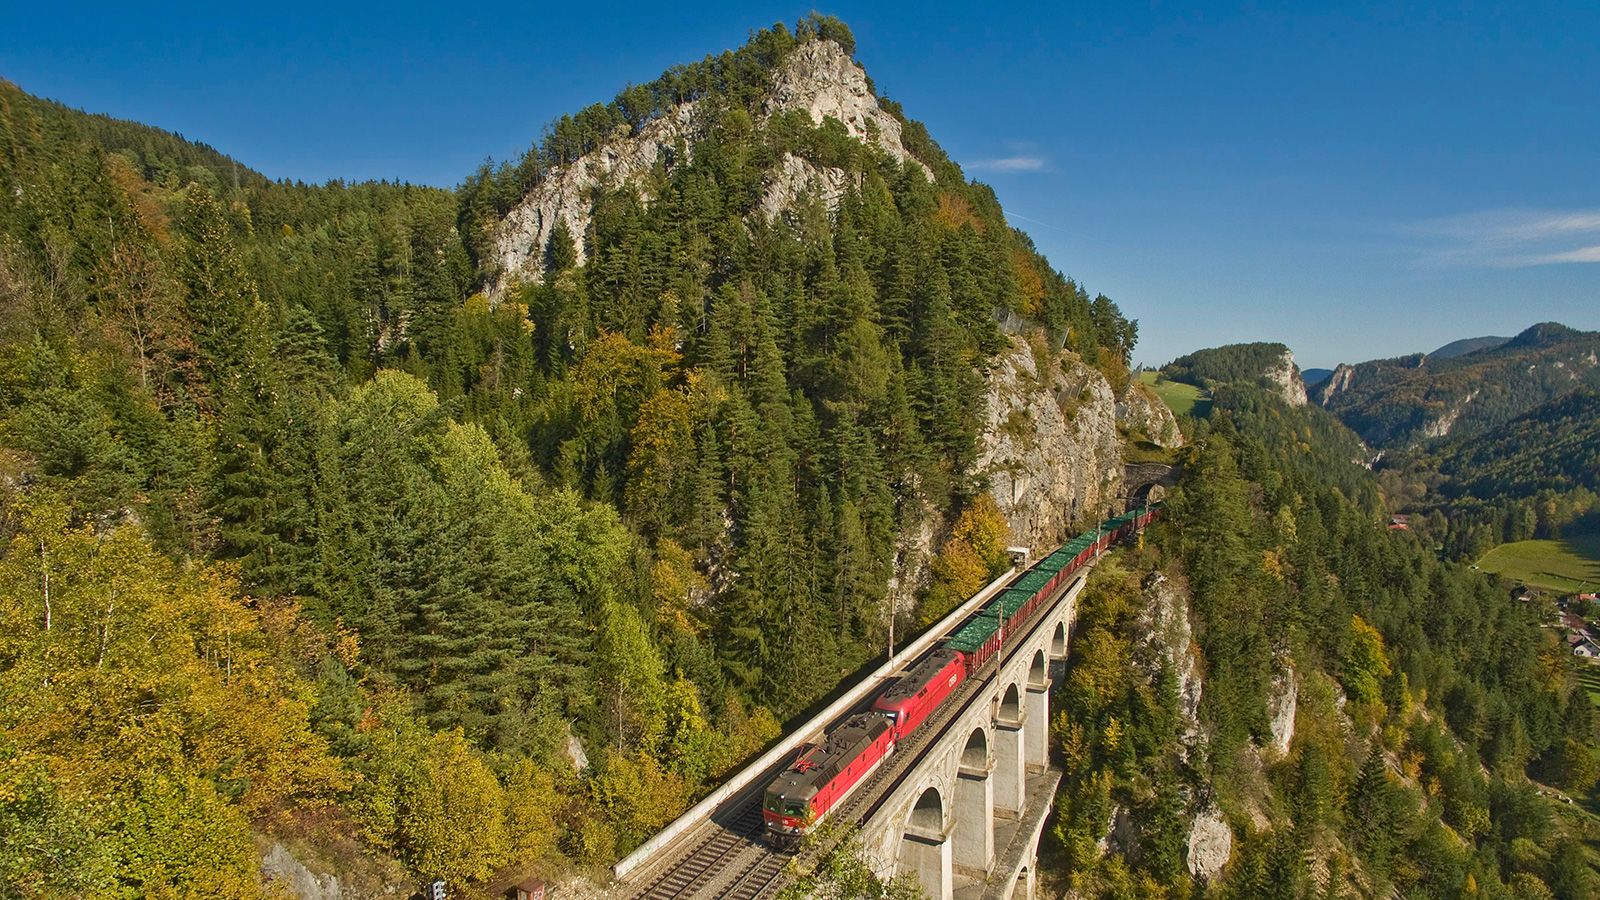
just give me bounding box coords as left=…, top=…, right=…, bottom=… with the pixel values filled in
left=612, top=563, right=1023, bottom=880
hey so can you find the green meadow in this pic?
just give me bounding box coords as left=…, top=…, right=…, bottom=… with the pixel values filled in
left=1479, top=530, right=1600, bottom=595
left=1138, top=370, right=1211, bottom=418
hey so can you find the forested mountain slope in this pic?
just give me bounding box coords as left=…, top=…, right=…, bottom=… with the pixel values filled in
left=1429, top=387, right=1600, bottom=501
left=1314, top=322, right=1600, bottom=449
left=0, top=16, right=1146, bottom=896
left=1055, top=362, right=1600, bottom=898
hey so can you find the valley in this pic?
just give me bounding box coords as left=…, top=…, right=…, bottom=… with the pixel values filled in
left=2, top=10, right=1598, bottom=900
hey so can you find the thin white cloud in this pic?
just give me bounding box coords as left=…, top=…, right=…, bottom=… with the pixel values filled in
left=967, top=155, right=1047, bottom=173
left=1526, top=244, right=1600, bottom=265
left=1408, top=209, right=1600, bottom=267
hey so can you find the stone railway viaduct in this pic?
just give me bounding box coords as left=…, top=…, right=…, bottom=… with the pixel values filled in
left=856, top=575, right=1082, bottom=899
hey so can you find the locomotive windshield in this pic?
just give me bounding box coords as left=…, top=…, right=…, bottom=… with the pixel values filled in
left=764, top=792, right=807, bottom=818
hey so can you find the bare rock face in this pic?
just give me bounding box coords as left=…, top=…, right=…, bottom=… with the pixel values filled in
left=1138, top=573, right=1204, bottom=751
left=490, top=39, right=930, bottom=293
left=757, top=152, right=856, bottom=223
left=1186, top=805, right=1233, bottom=881
left=978, top=338, right=1125, bottom=552
left=1315, top=362, right=1357, bottom=406
left=564, top=733, right=591, bottom=773
left=492, top=102, right=700, bottom=293
left=1421, top=388, right=1479, bottom=438
left=761, top=39, right=931, bottom=177
left=1117, top=379, right=1184, bottom=448
left=1265, top=348, right=1308, bottom=406
left=1266, top=662, right=1298, bottom=757
left=261, top=843, right=343, bottom=900
left=885, top=502, right=940, bottom=625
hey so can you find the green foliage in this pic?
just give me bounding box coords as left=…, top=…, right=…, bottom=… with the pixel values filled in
left=777, top=824, right=925, bottom=900
left=0, top=494, right=347, bottom=897
left=1045, top=553, right=1195, bottom=896
left=1155, top=363, right=1600, bottom=896
left=1163, top=341, right=1294, bottom=390
left=919, top=493, right=1009, bottom=625
left=1430, top=387, right=1600, bottom=500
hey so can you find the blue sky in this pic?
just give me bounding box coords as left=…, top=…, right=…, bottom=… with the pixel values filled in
left=4, top=2, right=1597, bottom=368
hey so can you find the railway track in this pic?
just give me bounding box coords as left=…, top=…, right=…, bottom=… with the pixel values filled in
left=722, top=850, right=789, bottom=900
left=626, top=802, right=783, bottom=900
left=616, top=568, right=1090, bottom=899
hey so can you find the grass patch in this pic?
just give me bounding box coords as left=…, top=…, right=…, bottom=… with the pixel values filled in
left=1578, top=667, right=1600, bottom=711
left=1139, top=370, right=1211, bottom=418
left=1124, top=439, right=1180, bottom=465
left=1478, top=530, right=1600, bottom=594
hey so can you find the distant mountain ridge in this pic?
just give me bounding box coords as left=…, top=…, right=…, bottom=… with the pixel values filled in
left=1313, top=322, right=1600, bottom=448
left=1428, top=335, right=1511, bottom=359
left=1301, top=367, right=1333, bottom=387
left=0, top=78, right=268, bottom=188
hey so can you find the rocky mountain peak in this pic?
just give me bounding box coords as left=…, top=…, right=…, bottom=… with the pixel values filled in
left=763, top=39, right=928, bottom=174
left=1266, top=347, right=1308, bottom=406
left=489, top=38, right=930, bottom=295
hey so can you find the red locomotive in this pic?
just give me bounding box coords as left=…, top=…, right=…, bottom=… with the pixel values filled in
left=761, top=713, right=894, bottom=845
left=760, top=504, right=1159, bottom=845
left=872, top=649, right=966, bottom=738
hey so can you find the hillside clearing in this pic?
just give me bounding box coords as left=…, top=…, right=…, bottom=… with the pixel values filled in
left=1478, top=531, right=1600, bottom=594
left=1138, top=370, right=1211, bottom=418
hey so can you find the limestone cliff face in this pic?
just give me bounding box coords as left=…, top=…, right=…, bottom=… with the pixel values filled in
left=1135, top=571, right=1234, bottom=882
left=1421, top=388, right=1479, bottom=439
left=757, top=152, right=855, bottom=223
left=1117, top=379, right=1184, bottom=448
left=490, top=39, right=929, bottom=293
left=1315, top=362, right=1357, bottom=405
left=1265, top=348, right=1308, bottom=406
left=977, top=337, right=1124, bottom=552
left=491, top=102, right=701, bottom=293
left=1266, top=662, right=1298, bottom=758
left=762, top=39, right=930, bottom=176
left=258, top=841, right=407, bottom=900
left=1138, top=573, right=1203, bottom=750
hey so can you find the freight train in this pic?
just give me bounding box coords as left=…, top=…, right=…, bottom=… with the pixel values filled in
left=761, top=503, right=1160, bottom=845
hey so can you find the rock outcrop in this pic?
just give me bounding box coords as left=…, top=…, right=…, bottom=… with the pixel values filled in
left=1186, top=804, right=1234, bottom=881
left=978, top=338, right=1124, bottom=552
left=757, top=152, right=855, bottom=223
left=1265, top=348, right=1308, bottom=406
left=1137, top=571, right=1237, bottom=881
left=1421, top=388, right=1479, bottom=439
left=490, top=39, right=929, bottom=292
left=1117, top=379, right=1184, bottom=448
left=1314, top=362, right=1357, bottom=405
left=1266, top=662, right=1298, bottom=757
left=885, top=504, right=940, bottom=625
left=762, top=39, right=930, bottom=177
left=1138, top=573, right=1205, bottom=750
left=258, top=840, right=408, bottom=900
left=260, top=844, right=344, bottom=900
left=491, top=103, right=700, bottom=293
